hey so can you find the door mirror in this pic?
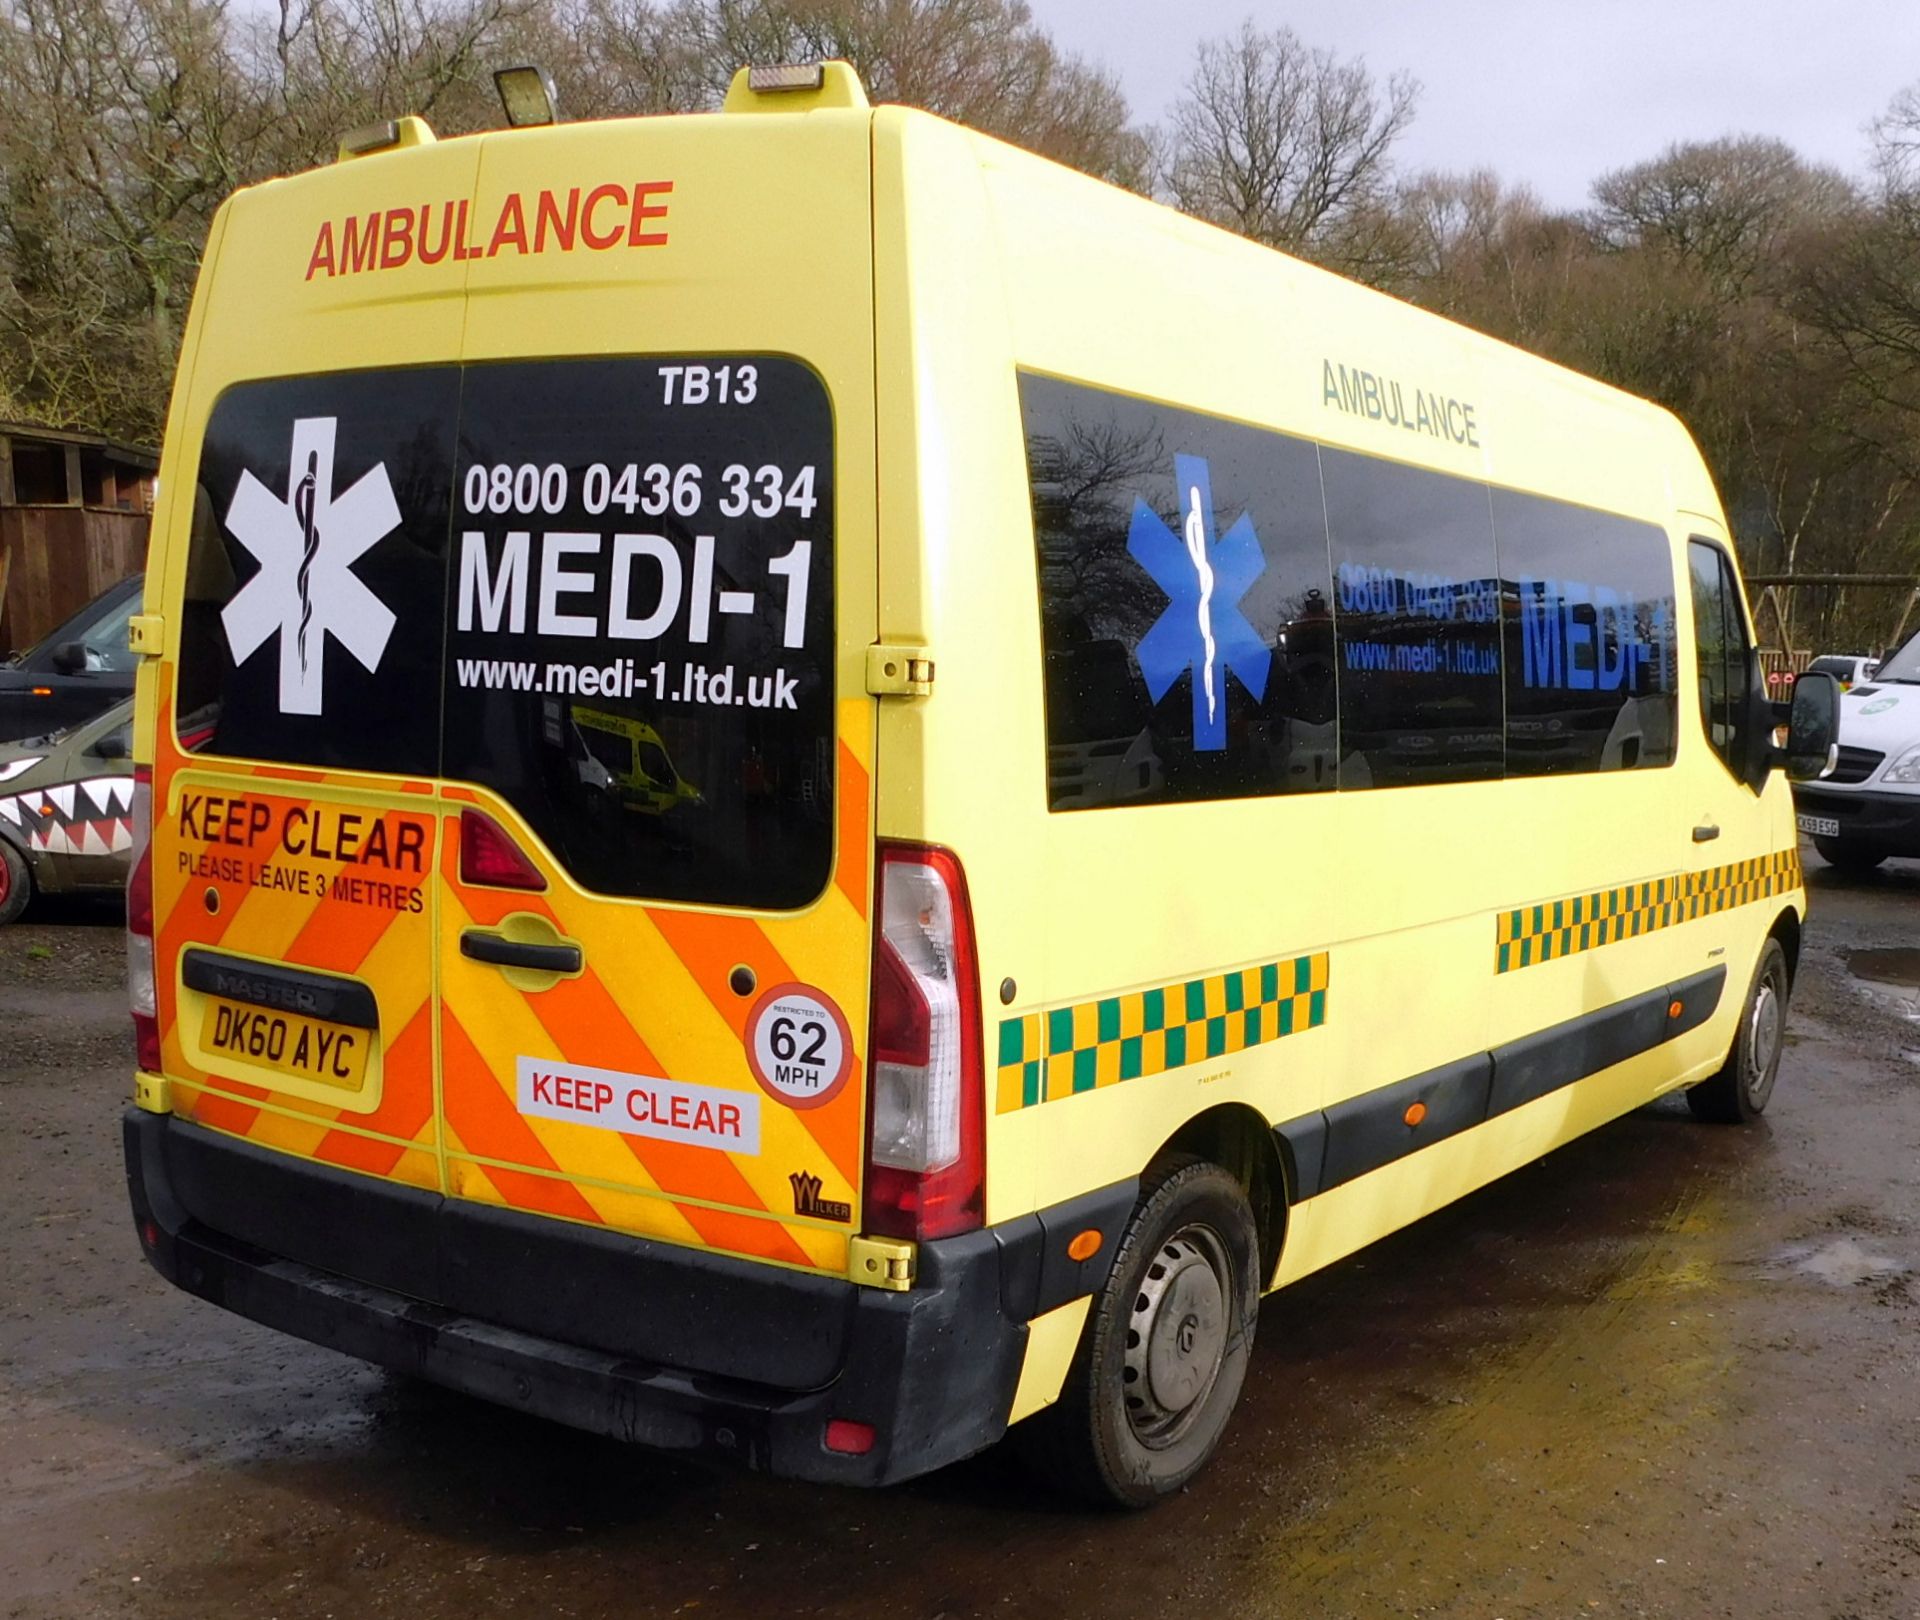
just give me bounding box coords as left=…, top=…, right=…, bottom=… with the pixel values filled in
left=51, top=641, right=89, bottom=675
left=1780, top=671, right=1840, bottom=780
left=91, top=732, right=129, bottom=760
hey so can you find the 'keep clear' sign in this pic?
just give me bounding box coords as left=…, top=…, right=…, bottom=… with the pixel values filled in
left=516, top=1056, right=760, bottom=1152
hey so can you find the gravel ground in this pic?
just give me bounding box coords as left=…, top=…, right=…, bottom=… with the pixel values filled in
left=1, top=853, right=1916, bottom=1619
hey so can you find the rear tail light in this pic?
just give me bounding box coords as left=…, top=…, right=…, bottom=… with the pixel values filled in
left=127, top=765, right=160, bottom=1071
left=822, top=1418, right=876, bottom=1456
left=459, top=807, right=546, bottom=890
left=864, top=842, right=983, bottom=1241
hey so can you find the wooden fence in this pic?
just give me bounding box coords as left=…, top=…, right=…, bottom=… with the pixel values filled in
left=0, top=505, right=148, bottom=655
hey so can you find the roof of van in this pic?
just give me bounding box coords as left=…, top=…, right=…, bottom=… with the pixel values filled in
left=211, top=63, right=1718, bottom=522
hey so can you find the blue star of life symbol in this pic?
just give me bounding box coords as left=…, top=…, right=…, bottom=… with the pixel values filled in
left=1128, top=454, right=1269, bottom=751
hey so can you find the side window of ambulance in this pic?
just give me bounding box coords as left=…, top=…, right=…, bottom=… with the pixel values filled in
left=1493, top=490, right=1678, bottom=775
left=1687, top=539, right=1754, bottom=780
left=1021, top=373, right=1338, bottom=811
left=1321, top=447, right=1503, bottom=789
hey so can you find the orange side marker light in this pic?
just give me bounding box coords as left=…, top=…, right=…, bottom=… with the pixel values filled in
left=1403, top=1101, right=1428, bottom=1127
left=1669, top=999, right=1685, bottom=1019
left=1067, top=1228, right=1103, bottom=1263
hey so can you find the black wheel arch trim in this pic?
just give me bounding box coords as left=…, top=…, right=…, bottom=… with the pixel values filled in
left=1274, top=964, right=1730, bottom=1203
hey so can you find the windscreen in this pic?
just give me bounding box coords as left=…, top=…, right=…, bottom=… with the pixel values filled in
left=1865, top=634, right=1920, bottom=683
left=176, top=356, right=836, bottom=910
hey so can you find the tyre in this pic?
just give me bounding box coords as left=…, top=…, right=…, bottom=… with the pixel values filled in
left=1813, top=836, right=1886, bottom=875
left=0, top=840, right=29, bottom=926
left=1017, top=1155, right=1260, bottom=1508
left=1687, top=937, right=1790, bottom=1123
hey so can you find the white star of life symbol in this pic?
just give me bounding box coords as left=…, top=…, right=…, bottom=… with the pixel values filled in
left=221, top=417, right=400, bottom=716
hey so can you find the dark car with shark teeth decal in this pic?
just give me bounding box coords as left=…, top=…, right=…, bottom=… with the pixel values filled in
left=0, top=697, right=135, bottom=924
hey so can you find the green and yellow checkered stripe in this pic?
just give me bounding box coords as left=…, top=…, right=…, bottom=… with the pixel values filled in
left=995, top=952, right=1330, bottom=1113
left=1496, top=848, right=1802, bottom=973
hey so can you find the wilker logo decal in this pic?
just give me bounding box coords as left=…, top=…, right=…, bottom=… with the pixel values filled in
left=221, top=418, right=400, bottom=715
left=789, top=1171, right=851, bottom=1223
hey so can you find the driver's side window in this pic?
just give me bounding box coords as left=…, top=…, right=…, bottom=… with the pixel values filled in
left=1687, top=539, right=1754, bottom=779
left=76, top=593, right=139, bottom=674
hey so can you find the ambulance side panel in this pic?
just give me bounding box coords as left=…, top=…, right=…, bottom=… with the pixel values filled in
left=883, top=121, right=1802, bottom=1292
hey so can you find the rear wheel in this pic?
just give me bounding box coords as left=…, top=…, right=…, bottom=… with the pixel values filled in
left=0, top=840, right=29, bottom=926
left=1813, top=836, right=1886, bottom=875
left=1687, top=937, right=1789, bottom=1123
left=1016, top=1156, right=1259, bottom=1508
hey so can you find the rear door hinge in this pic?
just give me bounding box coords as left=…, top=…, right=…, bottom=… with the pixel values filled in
left=865, top=643, right=934, bottom=698
left=127, top=612, right=164, bottom=657
left=849, top=1234, right=917, bottom=1291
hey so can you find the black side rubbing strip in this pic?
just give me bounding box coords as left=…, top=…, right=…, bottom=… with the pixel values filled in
left=1488, top=988, right=1671, bottom=1116
left=1319, top=1054, right=1493, bottom=1194
left=182, top=947, right=378, bottom=1029
left=1277, top=967, right=1732, bottom=1202
left=1663, top=966, right=1727, bottom=1040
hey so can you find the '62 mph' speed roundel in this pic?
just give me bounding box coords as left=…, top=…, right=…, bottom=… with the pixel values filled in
left=745, top=984, right=854, bottom=1111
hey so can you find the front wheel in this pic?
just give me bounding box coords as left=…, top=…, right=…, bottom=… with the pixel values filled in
left=1687, top=937, right=1790, bottom=1123
left=0, top=840, right=29, bottom=926
left=1813, top=836, right=1886, bottom=875
left=1016, top=1156, right=1260, bottom=1508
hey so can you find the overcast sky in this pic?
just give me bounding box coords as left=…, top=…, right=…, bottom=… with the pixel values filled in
left=1039, top=0, right=1920, bottom=209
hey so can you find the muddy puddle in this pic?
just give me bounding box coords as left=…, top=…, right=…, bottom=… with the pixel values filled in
left=1844, top=947, right=1920, bottom=1025
left=1846, top=946, right=1920, bottom=991
left=1769, top=1233, right=1910, bottom=1287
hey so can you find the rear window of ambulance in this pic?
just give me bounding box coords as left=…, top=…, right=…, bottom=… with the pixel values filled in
left=176, top=357, right=836, bottom=910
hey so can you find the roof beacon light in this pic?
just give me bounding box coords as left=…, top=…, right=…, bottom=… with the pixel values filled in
left=338, top=120, right=401, bottom=157
left=748, top=62, right=827, bottom=93
left=494, top=64, right=559, bottom=128
left=335, top=115, right=437, bottom=163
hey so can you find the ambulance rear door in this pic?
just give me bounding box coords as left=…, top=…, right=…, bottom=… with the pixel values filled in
left=430, top=110, right=879, bottom=1279
left=152, top=138, right=483, bottom=1196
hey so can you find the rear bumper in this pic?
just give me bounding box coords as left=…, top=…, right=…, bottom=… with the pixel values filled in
left=1794, top=785, right=1920, bottom=855
left=124, top=1109, right=1130, bottom=1487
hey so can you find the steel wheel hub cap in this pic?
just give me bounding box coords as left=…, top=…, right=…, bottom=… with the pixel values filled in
left=1747, top=977, right=1782, bottom=1099
left=1123, top=1225, right=1230, bottom=1447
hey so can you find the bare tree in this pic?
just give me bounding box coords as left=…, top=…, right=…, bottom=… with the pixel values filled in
left=1795, top=86, right=1920, bottom=485
left=1590, top=135, right=1854, bottom=298
left=1161, top=21, right=1418, bottom=275
left=0, top=0, right=271, bottom=434
left=647, top=0, right=1145, bottom=183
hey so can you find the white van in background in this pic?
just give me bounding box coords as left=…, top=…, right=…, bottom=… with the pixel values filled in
left=1793, top=630, right=1920, bottom=872
left=1805, top=654, right=1880, bottom=692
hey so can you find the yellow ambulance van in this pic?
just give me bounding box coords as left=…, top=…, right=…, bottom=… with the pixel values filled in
left=123, top=62, right=1841, bottom=1507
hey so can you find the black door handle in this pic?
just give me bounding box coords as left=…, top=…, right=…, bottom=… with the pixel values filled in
left=1692, top=823, right=1720, bottom=842
left=460, top=929, right=582, bottom=974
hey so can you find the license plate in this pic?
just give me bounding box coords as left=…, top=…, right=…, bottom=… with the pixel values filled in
left=1797, top=813, right=1840, bottom=838
left=204, top=997, right=372, bottom=1089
